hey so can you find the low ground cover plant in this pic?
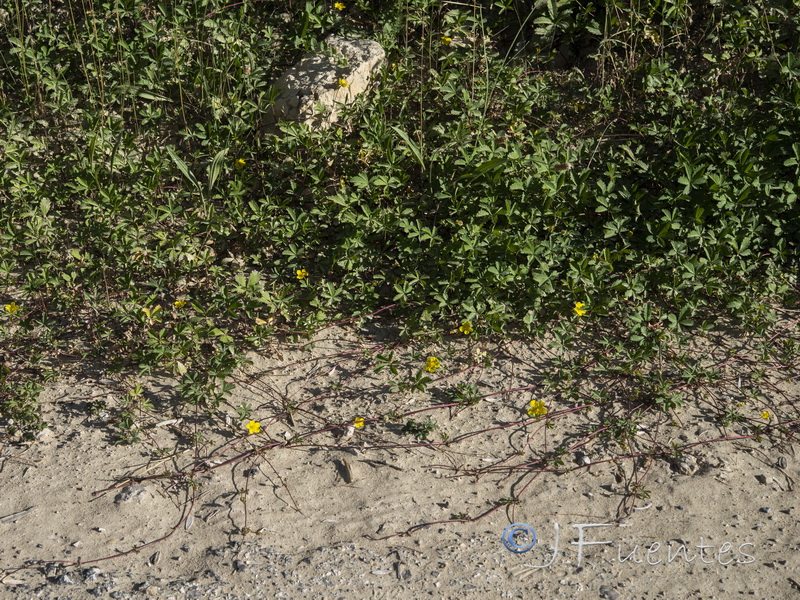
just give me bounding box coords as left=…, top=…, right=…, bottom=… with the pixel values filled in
left=0, top=0, right=798, bottom=544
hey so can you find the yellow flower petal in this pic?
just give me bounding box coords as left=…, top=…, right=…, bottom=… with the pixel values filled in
left=424, top=357, right=441, bottom=373
left=527, top=399, right=547, bottom=418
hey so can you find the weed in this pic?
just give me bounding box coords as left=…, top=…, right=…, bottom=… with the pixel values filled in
left=449, top=382, right=481, bottom=407
left=402, top=416, right=438, bottom=441
left=0, top=0, right=798, bottom=549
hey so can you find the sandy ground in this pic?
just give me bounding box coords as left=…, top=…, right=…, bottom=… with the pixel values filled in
left=1, top=323, right=799, bottom=599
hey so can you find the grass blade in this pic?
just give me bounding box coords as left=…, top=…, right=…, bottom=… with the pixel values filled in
left=390, top=126, right=424, bottom=169
left=207, top=149, right=228, bottom=194
left=166, top=146, right=200, bottom=191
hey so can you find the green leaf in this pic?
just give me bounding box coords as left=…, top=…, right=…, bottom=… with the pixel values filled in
left=390, top=126, right=424, bottom=168
left=458, top=157, right=507, bottom=182
left=207, top=148, right=228, bottom=194
left=694, top=206, right=705, bottom=223
left=138, top=91, right=172, bottom=102
left=166, top=147, right=200, bottom=191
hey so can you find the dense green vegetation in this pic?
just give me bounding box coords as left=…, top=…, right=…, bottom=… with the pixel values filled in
left=1, top=0, right=798, bottom=438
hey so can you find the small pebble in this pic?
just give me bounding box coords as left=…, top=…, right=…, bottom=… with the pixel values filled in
left=395, top=562, right=412, bottom=581
left=672, top=455, right=698, bottom=476
left=760, top=507, right=772, bottom=514
left=114, top=484, right=145, bottom=504
left=599, top=584, right=619, bottom=600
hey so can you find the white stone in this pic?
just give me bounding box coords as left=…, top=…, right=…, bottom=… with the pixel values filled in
left=266, top=35, right=385, bottom=130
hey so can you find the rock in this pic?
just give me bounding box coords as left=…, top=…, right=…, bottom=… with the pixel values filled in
left=395, top=562, right=412, bottom=581
left=54, top=573, right=74, bottom=585
left=36, top=427, right=56, bottom=444
left=599, top=584, right=619, bottom=599
left=574, top=453, right=591, bottom=467
left=82, top=567, right=102, bottom=582
left=671, top=455, right=698, bottom=476
left=266, top=35, right=385, bottom=130
left=114, top=483, right=146, bottom=504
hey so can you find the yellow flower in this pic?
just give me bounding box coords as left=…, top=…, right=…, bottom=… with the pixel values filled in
left=573, top=301, right=587, bottom=317
left=424, top=356, right=441, bottom=373
left=527, top=399, right=547, bottom=418
left=334, top=2, right=345, bottom=9
left=173, top=299, right=186, bottom=308
left=441, top=36, right=452, bottom=46
left=353, top=417, right=365, bottom=429
left=235, top=158, right=246, bottom=169
left=4, top=302, right=19, bottom=315
left=761, top=411, right=770, bottom=420
left=458, top=321, right=473, bottom=335
left=246, top=420, right=261, bottom=434
left=337, top=78, right=349, bottom=88
left=296, top=268, right=308, bottom=280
